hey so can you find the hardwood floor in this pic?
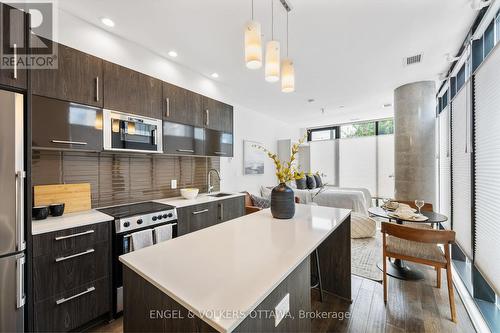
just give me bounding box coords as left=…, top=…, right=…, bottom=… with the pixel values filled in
left=90, top=264, right=475, bottom=333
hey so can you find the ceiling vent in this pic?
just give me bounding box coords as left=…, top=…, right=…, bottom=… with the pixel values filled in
left=404, top=53, right=423, bottom=66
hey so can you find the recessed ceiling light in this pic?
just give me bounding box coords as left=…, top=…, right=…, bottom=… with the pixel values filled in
left=211, top=73, right=219, bottom=78
left=168, top=51, right=178, bottom=58
left=339, top=105, right=345, bottom=108
left=307, top=99, right=315, bottom=103
left=100, top=17, right=115, bottom=27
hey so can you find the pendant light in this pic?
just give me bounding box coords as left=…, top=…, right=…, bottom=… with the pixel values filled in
left=281, top=11, right=295, bottom=92
left=265, top=0, right=280, bottom=82
left=244, top=0, right=262, bottom=69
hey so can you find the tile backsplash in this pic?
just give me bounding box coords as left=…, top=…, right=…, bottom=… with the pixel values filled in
left=32, top=150, right=220, bottom=208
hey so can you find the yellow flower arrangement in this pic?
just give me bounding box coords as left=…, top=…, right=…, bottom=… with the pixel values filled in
left=253, top=133, right=307, bottom=184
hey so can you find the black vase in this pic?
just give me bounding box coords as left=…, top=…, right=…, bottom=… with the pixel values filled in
left=295, top=177, right=307, bottom=189
left=271, top=183, right=295, bottom=219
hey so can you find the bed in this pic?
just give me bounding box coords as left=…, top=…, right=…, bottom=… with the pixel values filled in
left=260, top=185, right=372, bottom=215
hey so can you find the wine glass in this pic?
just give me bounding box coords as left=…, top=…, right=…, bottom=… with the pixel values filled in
left=415, top=200, right=425, bottom=215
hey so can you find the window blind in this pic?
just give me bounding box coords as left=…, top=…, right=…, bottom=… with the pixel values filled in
left=451, top=81, right=473, bottom=258
left=438, top=107, right=451, bottom=229
left=474, top=45, right=500, bottom=295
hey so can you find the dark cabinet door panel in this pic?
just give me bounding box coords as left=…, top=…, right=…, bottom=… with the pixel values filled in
left=219, top=196, right=245, bottom=223
left=205, top=129, right=233, bottom=157
left=33, top=277, right=110, bottom=332
left=33, top=241, right=110, bottom=303
left=103, top=61, right=162, bottom=119
left=163, top=82, right=203, bottom=127
left=177, top=202, right=218, bottom=234
left=31, top=42, right=103, bottom=107
left=0, top=4, right=27, bottom=89
left=163, top=121, right=204, bottom=155
left=202, top=97, right=233, bottom=133
left=31, top=95, right=103, bottom=151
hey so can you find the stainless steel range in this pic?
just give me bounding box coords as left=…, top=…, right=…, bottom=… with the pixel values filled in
left=97, top=201, right=177, bottom=316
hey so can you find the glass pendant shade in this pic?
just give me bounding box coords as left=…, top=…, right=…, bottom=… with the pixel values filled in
left=265, top=40, right=280, bottom=82
left=244, top=20, right=263, bottom=69
left=281, top=58, right=295, bottom=92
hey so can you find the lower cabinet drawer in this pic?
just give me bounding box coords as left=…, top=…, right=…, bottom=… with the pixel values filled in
left=34, top=278, right=110, bottom=332
left=33, top=241, right=109, bottom=303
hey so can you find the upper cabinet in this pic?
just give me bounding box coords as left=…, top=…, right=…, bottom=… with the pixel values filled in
left=103, top=61, right=162, bottom=119
left=31, top=42, right=103, bottom=107
left=202, top=97, right=233, bottom=133
left=0, top=4, right=27, bottom=89
left=163, top=82, right=203, bottom=127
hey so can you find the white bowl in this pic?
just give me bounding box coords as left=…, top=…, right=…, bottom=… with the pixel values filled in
left=180, top=188, right=199, bottom=200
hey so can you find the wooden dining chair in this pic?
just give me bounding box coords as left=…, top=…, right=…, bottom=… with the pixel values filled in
left=381, top=222, right=457, bottom=322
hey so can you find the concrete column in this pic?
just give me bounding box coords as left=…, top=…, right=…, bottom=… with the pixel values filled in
left=394, top=81, right=436, bottom=206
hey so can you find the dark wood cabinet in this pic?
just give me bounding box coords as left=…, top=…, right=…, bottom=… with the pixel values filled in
left=163, top=82, right=204, bottom=127
left=32, top=222, right=112, bottom=332
left=31, top=95, right=103, bottom=151
left=163, top=121, right=204, bottom=155
left=205, top=129, right=233, bottom=157
left=0, top=4, right=27, bottom=89
left=177, top=197, right=245, bottom=235
left=103, top=61, right=162, bottom=119
left=218, top=196, right=245, bottom=223
left=176, top=202, right=218, bottom=234
left=31, top=42, right=103, bottom=107
left=202, top=97, right=233, bottom=133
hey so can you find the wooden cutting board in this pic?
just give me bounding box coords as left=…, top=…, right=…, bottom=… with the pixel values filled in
left=34, top=183, right=91, bottom=213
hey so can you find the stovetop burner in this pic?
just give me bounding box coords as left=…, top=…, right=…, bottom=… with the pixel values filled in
left=98, top=202, right=175, bottom=219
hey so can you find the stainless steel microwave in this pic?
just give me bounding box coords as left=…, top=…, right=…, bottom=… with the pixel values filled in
left=103, top=110, right=163, bottom=153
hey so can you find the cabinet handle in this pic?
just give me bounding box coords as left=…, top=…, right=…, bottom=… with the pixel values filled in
left=177, top=149, right=194, bottom=153
left=55, top=229, right=94, bottom=241
left=13, top=43, right=17, bottom=79
left=95, top=77, right=99, bottom=102
left=220, top=203, right=224, bottom=221
left=56, top=286, right=95, bottom=305
left=55, top=248, right=95, bottom=262
left=166, top=97, right=170, bottom=117
left=205, top=109, right=209, bottom=126
left=214, top=151, right=227, bottom=155
left=152, top=129, right=157, bottom=145
left=51, top=140, right=88, bottom=145
left=192, top=209, right=209, bottom=215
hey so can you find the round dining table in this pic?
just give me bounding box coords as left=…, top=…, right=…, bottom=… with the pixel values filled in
left=368, top=206, right=448, bottom=281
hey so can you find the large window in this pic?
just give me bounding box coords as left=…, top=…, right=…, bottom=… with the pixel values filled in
left=340, top=121, right=375, bottom=138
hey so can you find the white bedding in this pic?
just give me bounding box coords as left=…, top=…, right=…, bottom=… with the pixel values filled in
left=260, top=185, right=372, bottom=216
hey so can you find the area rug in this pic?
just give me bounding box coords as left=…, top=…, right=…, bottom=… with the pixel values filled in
left=351, top=231, right=383, bottom=282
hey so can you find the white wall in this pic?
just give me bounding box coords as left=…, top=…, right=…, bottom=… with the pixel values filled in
left=53, top=9, right=299, bottom=195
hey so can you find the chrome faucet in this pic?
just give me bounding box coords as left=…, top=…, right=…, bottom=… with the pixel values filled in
left=207, top=168, right=222, bottom=194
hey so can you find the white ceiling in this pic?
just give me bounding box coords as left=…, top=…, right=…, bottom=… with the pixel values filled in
left=58, top=0, right=477, bottom=126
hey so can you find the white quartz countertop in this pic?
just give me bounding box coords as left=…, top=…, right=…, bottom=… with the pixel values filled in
left=31, top=192, right=245, bottom=235
left=31, top=209, right=113, bottom=235
left=154, top=192, right=245, bottom=207
left=119, top=204, right=351, bottom=333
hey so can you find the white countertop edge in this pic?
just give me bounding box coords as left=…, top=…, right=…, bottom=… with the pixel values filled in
left=31, top=210, right=114, bottom=235
left=31, top=192, right=246, bottom=235
left=119, top=208, right=351, bottom=333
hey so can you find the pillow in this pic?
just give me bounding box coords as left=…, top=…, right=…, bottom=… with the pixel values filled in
left=351, top=212, right=376, bottom=239
left=250, top=194, right=270, bottom=209
left=295, top=177, right=307, bottom=189
left=260, top=185, right=272, bottom=199
left=314, top=174, right=323, bottom=187
left=306, top=175, right=316, bottom=189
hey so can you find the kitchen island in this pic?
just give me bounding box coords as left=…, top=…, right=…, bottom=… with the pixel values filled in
left=119, top=204, right=351, bottom=332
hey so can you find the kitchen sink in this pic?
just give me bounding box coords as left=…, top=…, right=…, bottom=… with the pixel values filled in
left=209, top=193, right=233, bottom=198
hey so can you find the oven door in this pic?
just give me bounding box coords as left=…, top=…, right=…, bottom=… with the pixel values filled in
left=103, top=110, right=163, bottom=153
left=112, top=221, right=177, bottom=316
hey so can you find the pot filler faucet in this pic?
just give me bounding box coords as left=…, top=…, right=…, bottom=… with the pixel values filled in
left=207, top=169, right=222, bottom=194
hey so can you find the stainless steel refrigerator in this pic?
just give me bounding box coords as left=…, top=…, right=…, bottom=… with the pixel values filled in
left=0, top=90, right=26, bottom=332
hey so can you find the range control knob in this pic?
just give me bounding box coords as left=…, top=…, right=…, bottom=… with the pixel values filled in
left=152, top=216, right=157, bottom=221
left=137, top=219, right=143, bottom=225
left=162, top=214, right=168, bottom=219
left=167, top=213, right=173, bottom=218
left=123, top=221, right=130, bottom=228
left=157, top=215, right=163, bottom=220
